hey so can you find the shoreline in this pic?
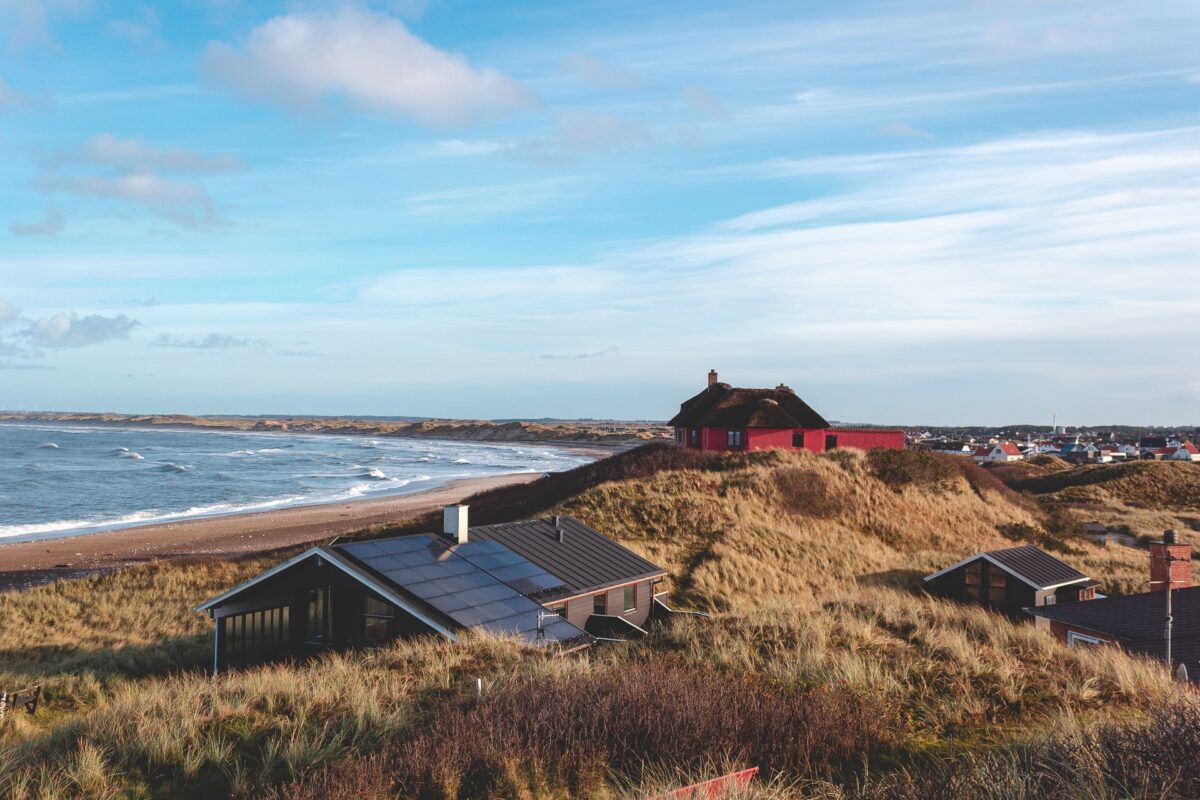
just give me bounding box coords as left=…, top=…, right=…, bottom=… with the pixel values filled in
left=0, top=471, right=548, bottom=593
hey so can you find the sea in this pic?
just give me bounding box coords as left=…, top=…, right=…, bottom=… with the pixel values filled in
left=0, top=422, right=591, bottom=543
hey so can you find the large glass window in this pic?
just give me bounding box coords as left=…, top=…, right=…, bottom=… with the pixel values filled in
left=594, top=593, right=607, bottom=615
left=307, top=586, right=331, bottom=644
left=624, top=585, right=637, bottom=613
left=363, top=595, right=394, bottom=645
left=825, top=434, right=838, bottom=451
left=792, top=432, right=805, bottom=448
left=965, top=562, right=982, bottom=601
left=988, top=568, right=1007, bottom=605
left=727, top=430, right=743, bottom=448
left=222, top=605, right=289, bottom=666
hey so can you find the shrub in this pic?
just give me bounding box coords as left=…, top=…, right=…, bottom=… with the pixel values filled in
left=867, top=449, right=956, bottom=492
left=773, top=468, right=843, bottom=517
left=275, top=666, right=901, bottom=799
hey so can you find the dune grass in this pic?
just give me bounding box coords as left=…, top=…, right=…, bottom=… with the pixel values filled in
left=0, top=445, right=1191, bottom=798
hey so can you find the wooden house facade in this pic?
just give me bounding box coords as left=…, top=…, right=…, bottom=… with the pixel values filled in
left=923, top=545, right=1098, bottom=615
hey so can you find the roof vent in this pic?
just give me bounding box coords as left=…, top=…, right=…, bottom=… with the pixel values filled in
left=776, top=383, right=792, bottom=392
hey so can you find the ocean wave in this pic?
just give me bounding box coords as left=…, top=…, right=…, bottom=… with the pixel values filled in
left=119, top=451, right=145, bottom=460
left=0, top=494, right=310, bottom=540
left=452, top=458, right=471, bottom=464
left=110, top=447, right=130, bottom=456
left=157, top=463, right=189, bottom=473
left=359, top=467, right=387, bottom=480
left=39, top=442, right=59, bottom=449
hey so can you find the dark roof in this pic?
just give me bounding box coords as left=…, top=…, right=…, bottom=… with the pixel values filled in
left=984, top=545, right=1089, bottom=589
left=925, top=544, right=1090, bottom=590
left=1028, top=586, right=1200, bottom=668
left=464, top=516, right=667, bottom=600
left=668, top=383, right=830, bottom=429
left=334, top=535, right=587, bottom=644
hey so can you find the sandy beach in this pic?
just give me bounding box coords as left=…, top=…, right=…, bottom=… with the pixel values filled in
left=0, top=471, right=544, bottom=592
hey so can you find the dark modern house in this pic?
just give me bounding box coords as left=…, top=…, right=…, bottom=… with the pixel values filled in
left=923, top=545, right=1098, bottom=614
left=197, top=506, right=668, bottom=673
left=669, top=370, right=905, bottom=453
left=1028, top=531, right=1198, bottom=679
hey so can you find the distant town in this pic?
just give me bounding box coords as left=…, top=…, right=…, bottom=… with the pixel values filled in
left=910, top=427, right=1200, bottom=464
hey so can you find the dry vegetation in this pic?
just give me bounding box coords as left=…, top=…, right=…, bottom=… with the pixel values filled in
left=0, top=445, right=1194, bottom=798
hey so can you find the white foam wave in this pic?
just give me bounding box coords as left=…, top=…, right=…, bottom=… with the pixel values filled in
left=0, top=494, right=309, bottom=539
left=120, top=451, right=144, bottom=460
left=158, top=463, right=188, bottom=473
left=39, top=442, right=59, bottom=449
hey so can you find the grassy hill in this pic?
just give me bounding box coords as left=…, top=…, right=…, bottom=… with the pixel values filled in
left=0, top=446, right=1192, bottom=799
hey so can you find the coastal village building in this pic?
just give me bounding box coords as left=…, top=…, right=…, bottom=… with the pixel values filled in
left=197, top=507, right=667, bottom=673
left=668, top=370, right=904, bottom=453
left=923, top=545, right=1098, bottom=615
left=972, top=442, right=1024, bottom=463
left=1028, top=531, right=1199, bottom=679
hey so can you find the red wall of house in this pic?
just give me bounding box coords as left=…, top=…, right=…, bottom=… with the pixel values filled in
left=680, top=426, right=904, bottom=453
left=830, top=429, right=906, bottom=450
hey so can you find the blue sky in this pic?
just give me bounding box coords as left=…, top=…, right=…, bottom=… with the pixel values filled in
left=1, top=0, right=1198, bottom=424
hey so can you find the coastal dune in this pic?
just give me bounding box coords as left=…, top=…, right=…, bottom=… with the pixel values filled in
left=0, top=472, right=542, bottom=591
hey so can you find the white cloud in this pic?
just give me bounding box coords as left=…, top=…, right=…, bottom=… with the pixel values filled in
left=565, top=54, right=641, bottom=90
left=151, top=333, right=268, bottom=350
left=71, top=134, right=244, bottom=173
left=0, top=0, right=90, bottom=49
left=554, top=111, right=650, bottom=152
left=25, top=312, right=139, bottom=348
left=203, top=7, right=535, bottom=126
left=37, top=171, right=216, bottom=228
left=0, top=299, right=18, bottom=324
left=9, top=208, right=65, bottom=237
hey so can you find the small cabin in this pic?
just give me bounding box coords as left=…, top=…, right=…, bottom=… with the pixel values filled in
left=196, top=506, right=668, bottom=673
left=923, top=545, right=1098, bottom=615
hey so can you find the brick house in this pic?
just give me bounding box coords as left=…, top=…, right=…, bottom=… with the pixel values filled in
left=669, top=370, right=905, bottom=453
left=1027, top=530, right=1200, bottom=678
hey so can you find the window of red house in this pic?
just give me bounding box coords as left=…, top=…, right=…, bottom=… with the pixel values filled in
left=825, top=434, right=838, bottom=450
left=689, top=429, right=699, bottom=447
left=792, top=432, right=804, bottom=448
left=726, top=430, right=743, bottom=448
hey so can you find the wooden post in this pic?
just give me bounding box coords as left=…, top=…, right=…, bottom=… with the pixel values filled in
left=0, top=690, right=8, bottom=720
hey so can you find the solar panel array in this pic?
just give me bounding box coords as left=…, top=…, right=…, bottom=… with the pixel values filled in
left=450, top=539, right=567, bottom=596
left=337, top=535, right=583, bottom=644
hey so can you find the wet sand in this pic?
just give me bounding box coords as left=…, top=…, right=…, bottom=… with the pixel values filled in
left=0, top=472, right=544, bottom=591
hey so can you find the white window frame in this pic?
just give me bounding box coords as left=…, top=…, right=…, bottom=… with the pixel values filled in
left=1067, top=631, right=1104, bottom=648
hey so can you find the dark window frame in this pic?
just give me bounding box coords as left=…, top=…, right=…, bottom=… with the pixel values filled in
left=825, top=434, right=838, bottom=451
left=307, top=586, right=332, bottom=644
left=363, top=595, right=394, bottom=646
left=727, top=430, right=743, bottom=448
left=792, top=431, right=805, bottom=448
left=593, top=593, right=607, bottom=615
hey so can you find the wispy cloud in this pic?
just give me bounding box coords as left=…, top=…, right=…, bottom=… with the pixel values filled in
left=540, top=347, right=620, bottom=360
left=204, top=7, right=536, bottom=126
left=25, top=312, right=139, bottom=349
left=565, top=54, right=641, bottom=91
left=150, top=333, right=268, bottom=350
left=9, top=208, right=65, bottom=237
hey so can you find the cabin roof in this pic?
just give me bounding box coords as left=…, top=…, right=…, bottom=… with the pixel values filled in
left=924, top=545, right=1090, bottom=590
left=463, top=516, right=668, bottom=600
left=667, top=383, right=830, bottom=429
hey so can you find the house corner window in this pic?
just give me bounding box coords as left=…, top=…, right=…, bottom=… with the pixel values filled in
left=623, top=584, right=637, bottom=613
left=689, top=429, right=699, bottom=447
left=792, top=431, right=805, bottom=448
left=726, top=430, right=743, bottom=448
left=825, top=434, right=838, bottom=450
left=1067, top=631, right=1103, bottom=648
left=363, top=595, right=394, bottom=645
left=593, top=593, right=607, bottom=615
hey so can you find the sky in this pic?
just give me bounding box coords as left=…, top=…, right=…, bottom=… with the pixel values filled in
left=0, top=0, right=1198, bottom=425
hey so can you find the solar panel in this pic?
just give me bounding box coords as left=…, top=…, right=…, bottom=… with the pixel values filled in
left=337, top=535, right=583, bottom=644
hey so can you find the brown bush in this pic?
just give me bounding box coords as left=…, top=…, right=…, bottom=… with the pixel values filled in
left=773, top=468, right=844, bottom=517
left=867, top=449, right=956, bottom=492
left=276, top=666, right=900, bottom=800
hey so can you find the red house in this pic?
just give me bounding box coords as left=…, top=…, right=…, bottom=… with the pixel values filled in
left=668, top=370, right=905, bottom=453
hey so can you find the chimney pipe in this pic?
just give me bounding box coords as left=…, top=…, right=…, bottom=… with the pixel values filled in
left=707, top=369, right=718, bottom=386
left=443, top=505, right=469, bottom=545
left=553, top=515, right=564, bottom=543
left=1150, top=529, right=1190, bottom=592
